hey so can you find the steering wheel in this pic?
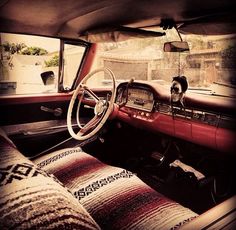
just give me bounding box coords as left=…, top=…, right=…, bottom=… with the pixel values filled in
left=67, top=68, right=116, bottom=140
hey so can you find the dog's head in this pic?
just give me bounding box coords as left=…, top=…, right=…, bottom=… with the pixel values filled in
left=170, top=76, right=188, bottom=105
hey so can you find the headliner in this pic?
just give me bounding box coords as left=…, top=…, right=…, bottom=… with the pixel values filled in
left=0, top=0, right=236, bottom=40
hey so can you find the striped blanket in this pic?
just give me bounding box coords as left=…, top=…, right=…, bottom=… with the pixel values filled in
left=0, top=138, right=100, bottom=230
left=34, top=147, right=198, bottom=230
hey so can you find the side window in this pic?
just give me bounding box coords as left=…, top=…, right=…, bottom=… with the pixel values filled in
left=63, top=43, right=86, bottom=90
left=0, top=33, right=59, bottom=95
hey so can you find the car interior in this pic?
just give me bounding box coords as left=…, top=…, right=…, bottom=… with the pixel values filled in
left=0, top=0, right=236, bottom=229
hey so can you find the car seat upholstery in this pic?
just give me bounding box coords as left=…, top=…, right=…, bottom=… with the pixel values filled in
left=34, top=147, right=198, bottom=230
left=0, top=134, right=100, bottom=229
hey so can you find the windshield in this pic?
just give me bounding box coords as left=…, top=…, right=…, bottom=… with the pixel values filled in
left=88, top=32, right=236, bottom=97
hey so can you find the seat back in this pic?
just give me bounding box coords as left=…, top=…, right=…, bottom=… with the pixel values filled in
left=0, top=135, right=100, bottom=230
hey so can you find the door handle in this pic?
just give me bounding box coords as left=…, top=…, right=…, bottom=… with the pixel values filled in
left=40, top=106, right=63, bottom=117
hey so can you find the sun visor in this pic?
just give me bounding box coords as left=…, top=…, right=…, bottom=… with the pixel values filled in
left=178, top=13, right=236, bottom=35
left=180, top=22, right=236, bottom=35
left=78, top=27, right=165, bottom=43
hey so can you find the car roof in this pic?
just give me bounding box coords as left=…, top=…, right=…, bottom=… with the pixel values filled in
left=0, top=0, right=236, bottom=40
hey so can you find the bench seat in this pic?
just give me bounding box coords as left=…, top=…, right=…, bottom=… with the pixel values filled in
left=34, top=147, right=198, bottom=230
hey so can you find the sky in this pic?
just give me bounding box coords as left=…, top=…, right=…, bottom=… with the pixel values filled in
left=1, top=33, right=60, bottom=53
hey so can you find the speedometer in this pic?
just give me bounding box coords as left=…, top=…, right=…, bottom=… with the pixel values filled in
left=126, top=88, right=154, bottom=112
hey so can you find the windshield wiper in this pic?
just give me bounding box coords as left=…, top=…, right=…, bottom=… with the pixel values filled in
left=213, top=81, right=236, bottom=89
left=188, top=87, right=212, bottom=92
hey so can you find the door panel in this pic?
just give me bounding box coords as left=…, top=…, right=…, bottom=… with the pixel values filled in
left=0, top=90, right=105, bottom=156
left=0, top=93, right=90, bottom=156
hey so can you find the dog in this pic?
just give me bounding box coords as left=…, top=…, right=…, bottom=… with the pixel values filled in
left=170, top=75, right=188, bottom=107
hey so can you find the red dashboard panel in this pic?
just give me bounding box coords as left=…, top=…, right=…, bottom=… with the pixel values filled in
left=191, top=122, right=217, bottom=149
left=216, top=128, right=236, bottom=153
left=117, top=107, right=174, bottom=136
left=174, top=118, right=192, bottom=142
left=114, top=81, right=236, bottom=154
left=115, top=107, right=236, bottom=154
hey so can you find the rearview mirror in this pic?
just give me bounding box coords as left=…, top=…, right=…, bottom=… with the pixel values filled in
left=41, top=71, right=55, bottom=85
left=164, top=41, right=189, bottom=52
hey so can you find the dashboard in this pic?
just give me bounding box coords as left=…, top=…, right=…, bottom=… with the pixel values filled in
left=114, top=81, right=236, bottom=154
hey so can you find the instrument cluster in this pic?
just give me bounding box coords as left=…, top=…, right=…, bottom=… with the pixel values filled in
left=116, top=85, right=155, bottom=112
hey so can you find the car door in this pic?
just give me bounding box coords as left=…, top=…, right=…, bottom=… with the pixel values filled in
left=0, top=34, right=96, bottom=157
